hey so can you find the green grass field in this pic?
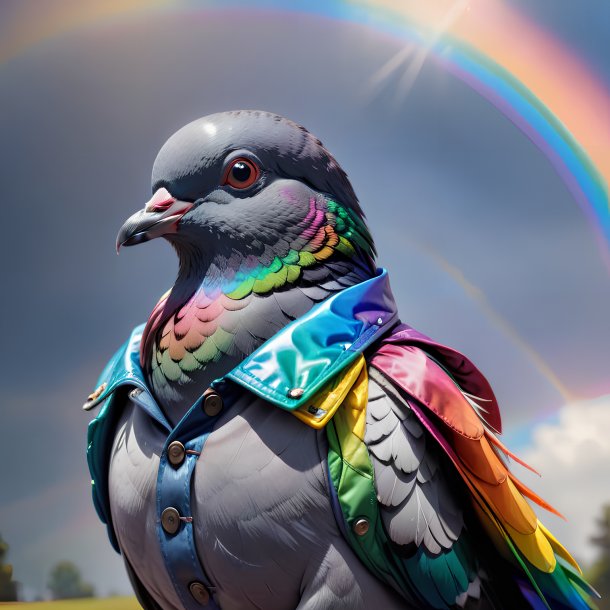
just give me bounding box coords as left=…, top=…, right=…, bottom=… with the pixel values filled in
left=0, top=598, right=140, bottom=609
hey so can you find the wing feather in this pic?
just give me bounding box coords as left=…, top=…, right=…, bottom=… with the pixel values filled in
left=366, top=369, right=464, bottom=555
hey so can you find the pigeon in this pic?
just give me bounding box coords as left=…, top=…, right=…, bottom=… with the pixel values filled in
left=85, top=110, right=597, bottom=610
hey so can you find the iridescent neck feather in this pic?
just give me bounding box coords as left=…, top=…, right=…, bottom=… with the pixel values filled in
left=141, top=197, right=375, bottom=419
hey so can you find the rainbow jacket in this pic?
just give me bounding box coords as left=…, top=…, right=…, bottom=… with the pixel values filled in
left=85, top=268, right=596, bottom=610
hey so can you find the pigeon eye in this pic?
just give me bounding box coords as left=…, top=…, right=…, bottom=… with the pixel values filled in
left=222, top=158, right=260, bottom=189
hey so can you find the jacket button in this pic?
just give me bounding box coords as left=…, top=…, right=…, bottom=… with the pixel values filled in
left=167, top=441, right=186, bottom=467
left=129, top=387, right=143, bottom=399
left=161, top=507, right=181, bottom=535
left=203, top=392, right=223, bottom=417
left=353, top=518, right=370, bottom=536
left=87, top=382, right=107, bottom=403
left=189, top=581, right=210, bottom=605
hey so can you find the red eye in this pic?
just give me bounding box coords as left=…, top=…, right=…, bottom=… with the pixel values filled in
left=222, top=158, right=260, bottom=189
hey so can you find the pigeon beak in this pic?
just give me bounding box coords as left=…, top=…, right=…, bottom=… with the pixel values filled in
left=116, top=187, right=193, bottom=252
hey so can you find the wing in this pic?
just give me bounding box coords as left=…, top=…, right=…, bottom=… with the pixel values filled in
left=368, top=337, right=599, bottom=610
left=366, top=368, right=462, bottom=553
left=366, top=366, right=484, bottom=609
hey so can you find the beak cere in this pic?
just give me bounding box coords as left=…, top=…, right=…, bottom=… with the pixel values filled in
left=145, top=187, right=177, bottom=213
left=116, top=187, right=193, bottom=252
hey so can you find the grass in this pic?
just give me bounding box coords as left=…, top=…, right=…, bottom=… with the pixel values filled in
left=0, top=598, right=140, bottom=609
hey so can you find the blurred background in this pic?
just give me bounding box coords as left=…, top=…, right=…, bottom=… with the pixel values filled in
left=0, top=0, right=609, bottom=602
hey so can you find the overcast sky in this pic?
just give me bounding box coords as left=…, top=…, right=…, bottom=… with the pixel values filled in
left=0, top=0, right=608, bottom=599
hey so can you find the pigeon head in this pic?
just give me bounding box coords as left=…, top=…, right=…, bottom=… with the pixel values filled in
left=116, top=111, right=378, bottom=415
left=117, top=110, right=374, bottom=279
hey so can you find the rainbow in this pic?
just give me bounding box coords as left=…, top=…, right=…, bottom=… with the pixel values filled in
left=3, top=0, right=609, bottom=266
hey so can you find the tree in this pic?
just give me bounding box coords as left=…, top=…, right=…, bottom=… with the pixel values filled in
left=588, top=504, right=610, bottom=609
left=0, top=534, right=19, bottom=602
left=47, top=561, right=95, bottom=600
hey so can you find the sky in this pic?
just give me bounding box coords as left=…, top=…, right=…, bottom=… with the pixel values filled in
left=0, top=0, right=608, bottom=600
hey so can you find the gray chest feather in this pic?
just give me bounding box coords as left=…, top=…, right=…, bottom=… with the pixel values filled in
left=108, top=392, right=403, bottom=610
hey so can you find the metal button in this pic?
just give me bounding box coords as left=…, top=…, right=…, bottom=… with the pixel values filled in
left=83, top=382, right=108, bottom=410
left=87, top=382, right=107, bottom=403
left=287, top=388, right=304, bottom=399
left=129, top=387, right=143, bottom=399
left=376, top=317, right=383, bottom=325
left=353, top=518, right=370, bottom=536
left=161, top=507, right=181, bottom=535
left=189, top=581, right=210, bottom=605
left=203, top=392, right=223, bottom=417
left=167, top=441, right=186, bottom=467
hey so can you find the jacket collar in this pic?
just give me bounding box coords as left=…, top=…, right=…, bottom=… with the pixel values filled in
left=223, top=268, right=398, bottom=410
left=84, top=268, right=398, bottom=422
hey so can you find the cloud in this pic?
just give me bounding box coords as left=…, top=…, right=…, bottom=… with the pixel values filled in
left=514, top=394, right=610, bottom=566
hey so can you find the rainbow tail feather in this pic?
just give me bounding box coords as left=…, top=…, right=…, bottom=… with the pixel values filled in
left=519, top=580, right=554, bottom=610
left=487, top=508, right=600, bottom=610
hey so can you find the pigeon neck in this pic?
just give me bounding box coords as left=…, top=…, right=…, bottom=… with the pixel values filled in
left=142, top=196, right=377, bottom=421
left=141, top=252, right=374, bottom=423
